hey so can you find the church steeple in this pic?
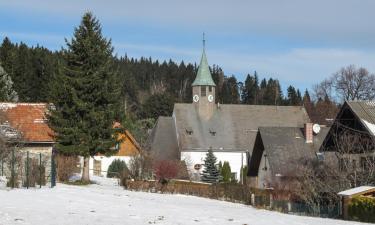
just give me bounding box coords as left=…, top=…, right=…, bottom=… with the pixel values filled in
left=192, top=34, right=216, bottom=87
left=192, top=34, right=216, bottom=120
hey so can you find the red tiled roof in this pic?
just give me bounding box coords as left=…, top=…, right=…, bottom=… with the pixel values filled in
left=0, top=103, right=54, bottom=143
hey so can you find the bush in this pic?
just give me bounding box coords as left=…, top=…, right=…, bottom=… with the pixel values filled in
left=348, top=196, right=375, bottom=223
left=57, top=154, right=79, bottom=182
left=153, top=160, right=179, bottom=184
left=107, top=159, right=128, bottom=178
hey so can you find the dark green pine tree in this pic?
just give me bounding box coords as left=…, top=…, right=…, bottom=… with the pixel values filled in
left=303, top=89, right=313, bottom=117
left=221, top=161, right=231, bottom=183
left=241, top=72, right=259, bottom=104
left=48, top=12, right=121, bottom=182
left=201, top=148, right=221, bottom=183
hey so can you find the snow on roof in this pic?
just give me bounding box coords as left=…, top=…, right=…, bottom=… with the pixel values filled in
left=338, top=186, right=375, bottom=196
left=362, top=119, right=375, bottom=136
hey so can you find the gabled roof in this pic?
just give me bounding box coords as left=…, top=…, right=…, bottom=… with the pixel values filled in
left=249, top=126, right=329, bottom=177
left=0, top=103, right=54, bottom=143
left=338, top=186, right=375, bottom=196
left=191, top=49, right=216, bottom=86
left=150, top=116, right=179, bottom=160
left=346, top=101, right=375, bottom=135
left=173, top=104, right=310, bottom=152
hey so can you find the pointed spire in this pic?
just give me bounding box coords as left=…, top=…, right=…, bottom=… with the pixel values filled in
left=192, top=34, right=216, bottom=87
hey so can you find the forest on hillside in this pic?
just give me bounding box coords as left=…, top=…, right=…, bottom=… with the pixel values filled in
left=0, top=37, right=338, bottom=121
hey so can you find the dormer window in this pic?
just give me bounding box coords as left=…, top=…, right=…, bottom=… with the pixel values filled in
left=186, top=128, right=193, bottom=135
left=201, top=86, right=206, bottom=96
left=209, top=128, right=216, bottom=136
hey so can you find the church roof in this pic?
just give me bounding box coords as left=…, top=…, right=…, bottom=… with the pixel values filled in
left=149, top=116, right=179, bottom=160
left=192, top=49, right=216, bottom=86
left=173, top=104, right=310, bottom=152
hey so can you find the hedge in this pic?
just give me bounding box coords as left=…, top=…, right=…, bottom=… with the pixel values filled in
left=348, top=196, right=375, bottom=223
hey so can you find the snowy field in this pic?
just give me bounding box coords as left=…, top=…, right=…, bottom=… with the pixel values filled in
left=0, top=177, right=371, bottom=225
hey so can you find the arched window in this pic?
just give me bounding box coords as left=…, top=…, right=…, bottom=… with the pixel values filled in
left=201, top=86, right=206, bottom=96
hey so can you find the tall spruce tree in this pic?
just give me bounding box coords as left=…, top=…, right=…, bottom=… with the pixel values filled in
left=48, top=12, right=121, bottom=182
left=201, top=148, right=221, bottom=183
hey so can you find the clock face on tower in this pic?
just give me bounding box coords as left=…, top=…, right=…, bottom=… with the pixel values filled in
left=208, top=94, right=214, bottom=102
left=193, top=95, right=200, bottom=102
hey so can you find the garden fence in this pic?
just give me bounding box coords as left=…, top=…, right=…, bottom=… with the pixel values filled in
left=0, top=148, right=56, bottom=189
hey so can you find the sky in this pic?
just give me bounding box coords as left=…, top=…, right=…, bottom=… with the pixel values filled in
left=0, top=0, right=375, bottom=93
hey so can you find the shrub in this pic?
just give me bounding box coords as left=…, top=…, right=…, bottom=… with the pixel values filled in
left=348, top=196, right=375, bottom=223
left=153, top=160, right=179, bottom=184
left=57, top=154, right=79, bottom=182
left=107, top=159, right=128, bottom=178
left=221, top=161, right=231, bottom=183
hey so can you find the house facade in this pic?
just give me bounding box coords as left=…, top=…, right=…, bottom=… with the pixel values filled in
left=248, top=124, right=329, bottom=189
left=150, top=44, right=311, bottom=181
left=89, top=129, right=140, bottom=177
left=0, top=103, right=55, bottom=180
left=320, top=101, right=375, bottom=182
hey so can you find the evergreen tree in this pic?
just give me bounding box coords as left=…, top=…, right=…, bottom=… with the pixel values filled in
left=241, top=72, right=259, bottom=104
left=221, top=161, right=231, bottom=183
left=303, top=89, right=313, bottom=117
left=264, top=78, right=283, bottom=105
left=201, top=148, right=221, bottom=183
left=0, top=66, right=18, bottom=101
left=287, top=85, right=300, bottom=105
left=220, top=76, right=239, bottom=104
left=140, top=93, right=174, bottom=120
left=48, top=12, right=121, bottom=182
left=0, top=37, right=15, bottom=75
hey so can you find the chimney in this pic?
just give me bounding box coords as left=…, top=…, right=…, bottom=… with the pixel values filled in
left=304, top=123, right=313, bottom=143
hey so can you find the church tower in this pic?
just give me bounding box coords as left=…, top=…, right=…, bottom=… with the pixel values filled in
left=192, top=35, right=216, bottom=120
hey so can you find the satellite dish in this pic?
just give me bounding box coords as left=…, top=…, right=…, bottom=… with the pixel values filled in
left=313, top=124, right=321, bottom=134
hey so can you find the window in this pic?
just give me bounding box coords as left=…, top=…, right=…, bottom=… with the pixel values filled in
left=209, top=86, right=212, bottom=92
left=201, top=86, right=206, bottom=96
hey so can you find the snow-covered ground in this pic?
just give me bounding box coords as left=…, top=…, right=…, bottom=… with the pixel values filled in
left=0, top=177, right=370, bottom=225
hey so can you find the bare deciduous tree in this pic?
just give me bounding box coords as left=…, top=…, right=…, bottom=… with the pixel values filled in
left=314, top=65, right=375, bottom=102
left=128, top=150, right=153, bottom=180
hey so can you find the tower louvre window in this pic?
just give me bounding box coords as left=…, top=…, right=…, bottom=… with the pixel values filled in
left=209, top=86, right=212, bottom=92
left=201, top=86, right=206, bottom=96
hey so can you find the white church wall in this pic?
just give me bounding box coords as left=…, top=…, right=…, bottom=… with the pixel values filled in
left=181, top=151, right=247, bottom=181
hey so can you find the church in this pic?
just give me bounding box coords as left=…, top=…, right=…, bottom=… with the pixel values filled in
left=150, top=42, right=311, bottom=182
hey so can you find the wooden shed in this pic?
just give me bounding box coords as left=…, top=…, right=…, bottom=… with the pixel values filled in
left=338, top=186, right=375, bottom=219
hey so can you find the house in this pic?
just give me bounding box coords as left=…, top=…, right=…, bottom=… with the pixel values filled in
left=150, top=43, right=311, bottom=181
left=248, top=123, right=329, bottom=189
left=89, top=127, right=140, bottom=177
left=0, top=102, right=54, bottom=153
left=338, top=186, right=375, bottom=220
left=0, top=103, right=55, bottom=179
left=320, top=101, right=375, bottom=174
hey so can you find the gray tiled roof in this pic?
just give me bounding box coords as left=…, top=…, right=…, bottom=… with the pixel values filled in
left=173, top=104, right=310, bottom=152
left=257, top=127, right=329, bottom=176
left=347, top=101, right=375, bottom=135
left=150, top=117, right=179, bottom=160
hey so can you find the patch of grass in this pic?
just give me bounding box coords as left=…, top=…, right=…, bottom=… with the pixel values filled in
left=64, top=180, right=95, bottom=186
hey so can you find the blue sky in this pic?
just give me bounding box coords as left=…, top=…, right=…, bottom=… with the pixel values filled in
left=1, top=0, right=375, bottom=94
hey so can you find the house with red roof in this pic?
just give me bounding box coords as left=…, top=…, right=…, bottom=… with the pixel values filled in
left=0, top=103, right=55, bottom=151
